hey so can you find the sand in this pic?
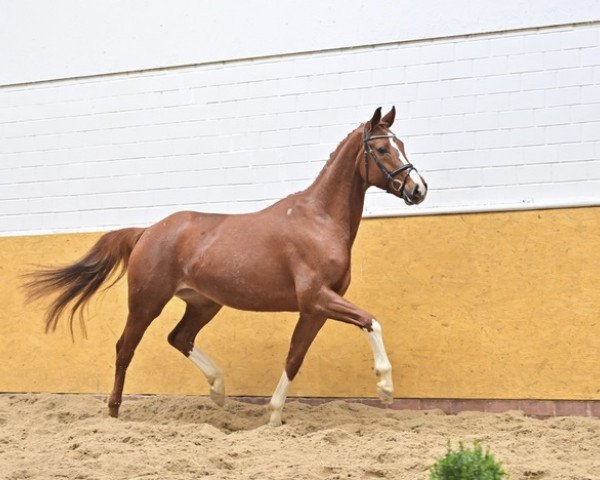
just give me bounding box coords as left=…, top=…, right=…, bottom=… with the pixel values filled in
left=0, top=394, right=599, bottom=480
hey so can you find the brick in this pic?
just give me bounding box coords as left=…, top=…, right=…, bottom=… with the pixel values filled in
left=476, top=92, right=511, bottom=112
left=545, top=124, right=581, bottom=144
left=590, top=402, right=600, bottom=418
left=585, top=156, right=600, bottom=177
left=544, top=50, right=581, bottom=71
left=558, top=142, right=596, bottom=161
left=561, top=28, right=599, bottom=49
left=518, top=163, right=554, bottom=184
left=473, top=56, right=508, bottom=77
left=556, top=68, right=595, bottom=87
left=429, top=115, right=464, bottom=134
left=522, top=30, right=564, bottom=53
left=419, top=43, right=455, bottom=64
left=582, top=122, right=600, bottom=141
left=341, top=70, right=374, bottom=89
left=554, top=401, right=590, bottom=417
left=535, top=106, right=571, bottom=126
left=507, top=53, right=544, bottom=74
left=442, top=95, right=477, bottom=115
left=491, top=35, right=525, bottom=56
left=454, top=40, right=490, bottom=60
left=518, top=400, right=555, bottom=417
left=498, top=110, right=535, bottom=129
left=390, top=398, right=421, bottom=411
left=581, top=85, right=600, bottom=103
left=571, top=104, right=600, bottom=123
left=581, top=46, right=600, bottom=67
left=440, top=132, right=475, bottom=152
left=450, top=399, right=487, bottom=414
left=417, top=81, right=449, bottom=100
left=408, top=99, right=443, bottom=118
left=462, top=112, right=499, bottom=131
left=396, top=117, right=430, bottom=136
left=406, top=63, right=439, bottom=83
left=420, top=399, right=454, bottom=413
left=383, top=84, right=419, bottom=103
left=451, top=78, right=485, bottom=97
left=390, top=45, right=423, bottom=67
left=519, top=145, right=559, bottom=164
left=509, top=126, right=545, bottom=147
left=484, top=400, right=521, bottom=413
left=544, top=87, right=581, bottom=108
left=482, top=166, right=518, bottom=186
left=406, top=134, right=442, bottom=154
left=521, top=71, right=557, bottom=90
left=552, top=161, right=590, bottom=182
left=437, top=60, right=473, bottom=80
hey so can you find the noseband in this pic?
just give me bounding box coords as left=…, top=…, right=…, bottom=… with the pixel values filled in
left=363, top=127, right=417, bottom=195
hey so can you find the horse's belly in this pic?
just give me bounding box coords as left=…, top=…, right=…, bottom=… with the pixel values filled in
left=185, top=254, right=299, bottom=312
left=196, top=276, right=298, bottom=312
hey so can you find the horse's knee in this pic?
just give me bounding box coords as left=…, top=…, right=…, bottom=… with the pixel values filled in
left=359, top=317, right=374, bottom=332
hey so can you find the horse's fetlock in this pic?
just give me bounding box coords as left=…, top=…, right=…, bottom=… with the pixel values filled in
left=375, top=362, right=392, bottom=375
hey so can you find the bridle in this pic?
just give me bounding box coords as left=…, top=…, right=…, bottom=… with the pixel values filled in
left=362, top=126, right=417, bottom=196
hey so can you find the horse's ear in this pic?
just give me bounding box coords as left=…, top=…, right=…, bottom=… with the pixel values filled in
left=381, top=106, right=396, bottom=127
left=365, top=107, right=382, bottom=133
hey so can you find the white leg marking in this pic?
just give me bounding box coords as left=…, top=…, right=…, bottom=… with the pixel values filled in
left=363, top=319, right=394, bottom=404
left=189, top=346, right=226, bottom=406
left=268, top=370, right=291, bottom=427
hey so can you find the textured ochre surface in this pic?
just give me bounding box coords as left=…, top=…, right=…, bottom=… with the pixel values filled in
left=1, top=207, right=599, bottom=399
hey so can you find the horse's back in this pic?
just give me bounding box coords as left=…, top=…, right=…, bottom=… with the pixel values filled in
left=126, top=208, right=299, bottom=311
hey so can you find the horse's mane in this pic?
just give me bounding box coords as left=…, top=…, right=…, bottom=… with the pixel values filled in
left=315, top=124, right=362, bottom=180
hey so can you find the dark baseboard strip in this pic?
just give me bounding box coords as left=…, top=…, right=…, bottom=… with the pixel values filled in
left=231, top=396, right=600, bottom=418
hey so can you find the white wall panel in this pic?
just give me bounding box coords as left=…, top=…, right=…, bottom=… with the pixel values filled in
left=2, top=0, right=599, bottom=85
left=1, top=23, right=600, bottom=235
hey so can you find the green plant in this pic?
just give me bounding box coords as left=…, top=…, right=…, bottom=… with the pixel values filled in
left=429, top=441, right=506, bottom=480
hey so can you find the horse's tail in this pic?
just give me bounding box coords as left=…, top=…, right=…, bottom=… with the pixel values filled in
left=22, top=227, right=146, bottom=337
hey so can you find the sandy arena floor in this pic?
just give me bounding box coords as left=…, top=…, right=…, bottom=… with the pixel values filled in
left=0, top=394, right=599, bottom=479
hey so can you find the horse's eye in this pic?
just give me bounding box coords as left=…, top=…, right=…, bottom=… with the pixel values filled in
left=377, top=147, right=387, bottom=154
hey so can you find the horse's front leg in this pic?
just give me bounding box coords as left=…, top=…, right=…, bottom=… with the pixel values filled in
left=309, top=287, right=394, bottom=405
left=268, top=313, right=326, bottom=426
left=362, top=319, right=394, bottom=403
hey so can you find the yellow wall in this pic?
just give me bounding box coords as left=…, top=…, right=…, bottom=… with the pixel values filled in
left=1, top=207, right=599, bottom=400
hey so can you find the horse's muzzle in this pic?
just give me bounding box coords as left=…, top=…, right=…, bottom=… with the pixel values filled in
left=402, top=178, right=426, bottom=205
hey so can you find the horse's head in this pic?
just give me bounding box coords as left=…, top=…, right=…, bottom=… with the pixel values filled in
left=361, top=106, right=427, bottom=205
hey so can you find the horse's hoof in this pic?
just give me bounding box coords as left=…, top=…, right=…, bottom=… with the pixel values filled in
left=107, top=400, right=120, bottom=418
left=377, top=378, right=394, bottom=405
left=209, top=377, right=226, bottom=407
left=268, top=415, right=283, bottom=427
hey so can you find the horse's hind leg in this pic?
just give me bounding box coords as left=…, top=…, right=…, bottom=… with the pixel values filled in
left=108, top=308, right=164, bottom=417
left=268, top=313, right=326, bottom=427
left=167, top=297, right=224, bottom=405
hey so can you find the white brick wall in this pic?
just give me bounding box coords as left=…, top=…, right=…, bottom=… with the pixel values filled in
left=1, top=23, right=600, bottom=235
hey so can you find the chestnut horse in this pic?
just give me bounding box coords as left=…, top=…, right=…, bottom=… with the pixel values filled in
left=24, top=106, right=427, bottom=426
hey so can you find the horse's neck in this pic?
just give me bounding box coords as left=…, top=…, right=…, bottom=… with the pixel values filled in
left=305, top=129, right=366, bottom=244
